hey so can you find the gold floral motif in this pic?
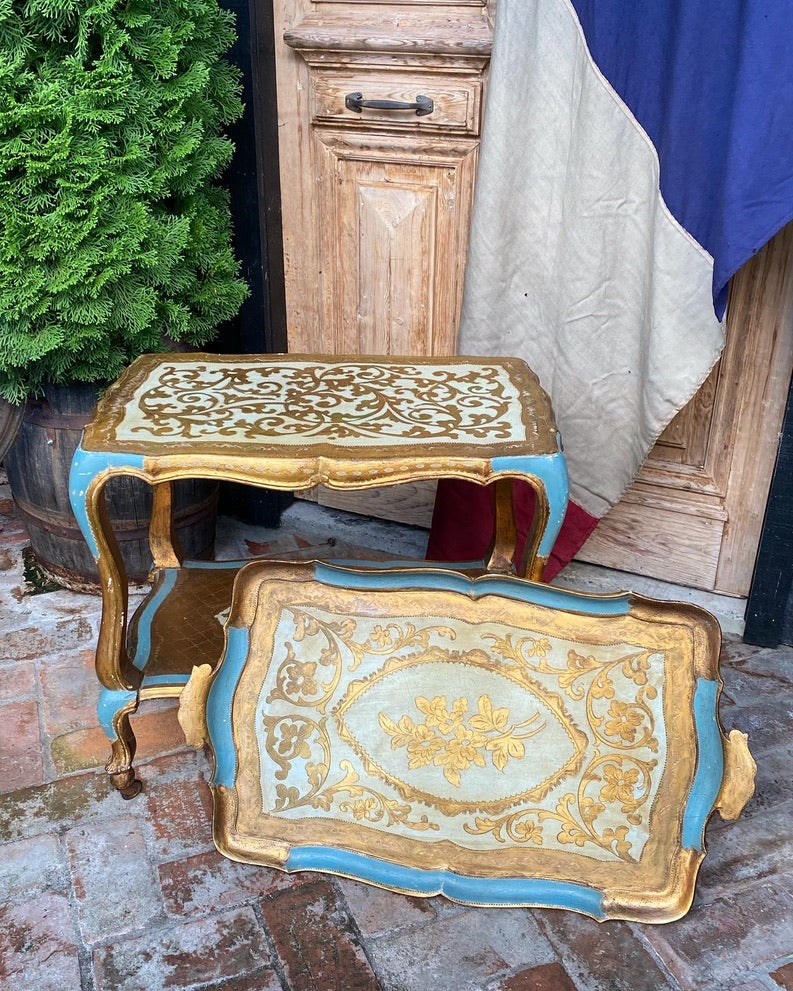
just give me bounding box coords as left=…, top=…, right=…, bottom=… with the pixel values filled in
left=483, top=635, right=660, bottom=753
left=464, top=753, right=658, bottom=862
left=379, top=694, right=546, bottom=788
left=604, top=701, right=644, bottom=743
left=256, top=599, right=665, bottom=860
left=336, top=645, right=588, bottom=816
left=261, top=714, right=438, bottom=832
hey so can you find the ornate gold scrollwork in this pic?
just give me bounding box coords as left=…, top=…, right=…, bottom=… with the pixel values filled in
left=261, top=713, right=438, bottom=832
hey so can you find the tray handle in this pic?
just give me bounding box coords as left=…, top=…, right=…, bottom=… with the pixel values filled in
left=715, top=729, right=756, bottom=821
left=178, top=663, right=214, bottom=748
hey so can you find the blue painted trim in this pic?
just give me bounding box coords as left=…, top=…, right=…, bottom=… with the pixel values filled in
left=491, top=451, right=566, bottom=473
left=334, top=558, right=484, bottom=571
left=286, top=847, right=605, bottom=915
left=682, top=679, right=724, bottom=851
left=206, top=626, right=249, bottom=787
left=193, top=557, right=486, bottom=573
left=491, top=452, right=570, bottom=558
left=141, top=673, right=191, bottom=688
left=131, top=569, right=178, bottom=670
left=313, top=562, right=630, bottom=616
left=97, top=687, right=138, bottom=739
left=69, top=444, right=146, bottom=557
left=183, top=559, right=246, bottom=570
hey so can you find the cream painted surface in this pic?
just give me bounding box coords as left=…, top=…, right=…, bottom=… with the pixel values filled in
left=115, top=358, right=528, bottom=447
left=252, top=597, right=667, bottom=859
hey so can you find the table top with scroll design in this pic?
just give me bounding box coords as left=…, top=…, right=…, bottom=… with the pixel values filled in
left=82, top=353, right=560, bottom=464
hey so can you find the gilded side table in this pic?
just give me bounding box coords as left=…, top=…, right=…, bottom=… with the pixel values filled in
left=69, top=353, right=568, bottom=796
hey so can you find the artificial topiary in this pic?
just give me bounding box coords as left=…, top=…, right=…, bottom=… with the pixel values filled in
left=0, top=0, right=248, bottom=404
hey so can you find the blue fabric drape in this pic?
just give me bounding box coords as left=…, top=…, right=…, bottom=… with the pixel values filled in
left=570, top=0, right=793, bottom=317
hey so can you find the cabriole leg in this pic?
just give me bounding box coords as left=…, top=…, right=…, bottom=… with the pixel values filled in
left=98, top=688, right=143, bottom=799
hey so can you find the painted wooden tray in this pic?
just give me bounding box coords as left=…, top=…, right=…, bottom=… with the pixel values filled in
left=178, top=561, right=755, bottom=922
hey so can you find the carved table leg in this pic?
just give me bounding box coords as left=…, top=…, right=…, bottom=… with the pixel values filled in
left=149, top=479, right=184, bottom=569
left=517, top=451, right=570, bottom=581
left=486, top=479, right=518, bottom=573
left=99, top=688, right=143, bottom=799
left=71, top=450, right=145, bottom=796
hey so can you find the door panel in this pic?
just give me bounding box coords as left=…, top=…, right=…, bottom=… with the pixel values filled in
left=315, top=131, right=478, bottom=355
left=578, top=221, right=793, bottom=595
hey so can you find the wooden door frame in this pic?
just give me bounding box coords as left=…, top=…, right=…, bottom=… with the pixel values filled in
left=744, top=370, right=793, bottom=646
left=216, top=0, right=288, bottom=356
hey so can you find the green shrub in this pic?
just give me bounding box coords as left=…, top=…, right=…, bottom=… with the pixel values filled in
left=0, top=0, right=248, bottom=403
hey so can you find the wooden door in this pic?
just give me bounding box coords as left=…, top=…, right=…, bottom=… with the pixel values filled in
left=270, top=0, right=492, bottom=521
left=271, top=0, right=492, bottom=357
left=577, top=222, right=793, bottom=596
left=313, top=130, right=479, bottom=356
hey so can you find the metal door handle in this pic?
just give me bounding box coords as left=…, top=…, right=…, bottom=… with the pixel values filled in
left=344, top=92, right=434, bottom=116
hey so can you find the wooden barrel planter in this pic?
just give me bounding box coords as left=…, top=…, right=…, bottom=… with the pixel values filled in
left=4, top=383, right=218, bottom=592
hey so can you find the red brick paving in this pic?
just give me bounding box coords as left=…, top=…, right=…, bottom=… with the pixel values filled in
left=66, top=815, right=162, bottom=942
left=1, top=495, right=792, bottom=990
left=772, top=962, right=793, bottom=990
left=0, top=698, right=45, bottom=791
left=494, top=962, right=579, bottom=991
left=0, top=833, right=64, bottom=900
left=642, top=882, right=793, bottom=989
left=0, top=619, right=92, bottom=662
left=50, top=703, right=190, bottom=775
left=261, top=881, right=381, bottom=990
left=39, top=648, right=101, bottom=735
left=146, top=774, right=216, bottom=858
left=159, top=849, right=314, bottom=918
left=92, top=908, right=275, bottom=990
left=0, top=659, right=36, bottom=700
left=0, top=893, right=82, bottom=991
left=534, top=910, right=680, bottom=991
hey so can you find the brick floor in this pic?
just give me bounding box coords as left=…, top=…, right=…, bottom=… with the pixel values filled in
left=159, top=849, right=310, bottom=918
left=534, top=911, right=681, bottom=991
left=0, top=893, right=83, bottom=991
left=92, top=908, right=275, bottom=990
left=1, top=493, right=792, bottom=990
left=261, top=881, right=381, bottom=991
left=0, top=698, right=45, bottom=791
left=491, top=962, right=580, bottom=991
left=771, top=962, right=793, bottom=990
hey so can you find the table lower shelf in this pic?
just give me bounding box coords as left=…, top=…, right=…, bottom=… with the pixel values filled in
left=126, top=557, right=487, bottom=692
left=127, top=561, right=240, bottom=690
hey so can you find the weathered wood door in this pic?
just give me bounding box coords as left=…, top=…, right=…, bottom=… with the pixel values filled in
left=577, top=222, right=793, bottom=596
left=271, top=0, right=492, bottom=357
left=270, top=0, right=493, bottom=520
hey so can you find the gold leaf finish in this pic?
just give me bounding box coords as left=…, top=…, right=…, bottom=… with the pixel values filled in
left=716, top=729, right=756, bottom=821
left=224, top=567, right=703, bottom=882
left=83, top=353, right=560, bottom=460
left=178, top=664, right=214, bottom=748
left=197, top=562, right=754, bottom=922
